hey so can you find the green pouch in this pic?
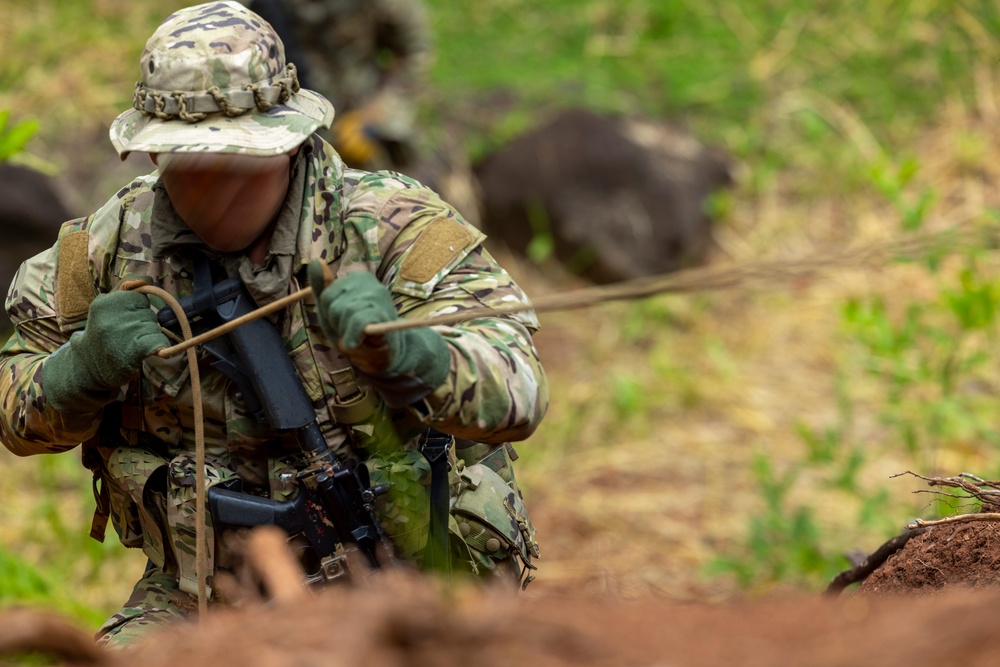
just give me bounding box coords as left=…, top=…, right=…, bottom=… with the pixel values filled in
left=366, top=450, right=432, bottom=561
left=366, top=441, right=540, bottom=580
left=451, top=461, right=539, bottom=572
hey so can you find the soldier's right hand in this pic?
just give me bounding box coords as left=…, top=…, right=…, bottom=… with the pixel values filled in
left=42, top=290, right=169, bottom=414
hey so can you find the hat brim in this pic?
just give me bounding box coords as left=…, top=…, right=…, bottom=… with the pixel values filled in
left=109, top=89, right=334, bottom=159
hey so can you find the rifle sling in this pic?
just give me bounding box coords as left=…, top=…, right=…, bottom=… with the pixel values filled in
left=421, top=428, right=453, bottom=572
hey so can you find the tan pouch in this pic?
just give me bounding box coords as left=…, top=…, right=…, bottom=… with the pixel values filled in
left=165, top=454, right=239, bottom=598
left=106, top=447, right=170, bottom=564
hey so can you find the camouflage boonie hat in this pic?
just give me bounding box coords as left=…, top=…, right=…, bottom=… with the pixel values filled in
left=110, top=1, right=334, bottom=159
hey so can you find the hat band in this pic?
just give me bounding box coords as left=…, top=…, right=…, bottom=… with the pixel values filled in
left=132, top=63, right=301, bottom=122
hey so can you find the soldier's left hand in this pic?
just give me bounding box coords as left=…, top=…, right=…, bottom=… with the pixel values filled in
left=307, top=261, right=451, bottom=388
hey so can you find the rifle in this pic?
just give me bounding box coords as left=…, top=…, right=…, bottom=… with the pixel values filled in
left=155, top=262, right=394, bottom=585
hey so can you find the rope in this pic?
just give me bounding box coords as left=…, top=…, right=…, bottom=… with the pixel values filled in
left=364, top=224, right=988, bottom=334
left=117, top=263, right=335, bottom=615
left=154, top=285, right=312, bottom=359
left=133, top=63, right=301, bottom=121
left=119, top=281, right=209, bottom=620
left=149, top=224, right=990, bottom=358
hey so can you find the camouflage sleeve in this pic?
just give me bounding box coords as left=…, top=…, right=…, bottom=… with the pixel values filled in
left=371, top=185, right=548, bottom=444
left=402, top=248, right=549, bottom=444
left=0, top=244, right=93, bottom=455
left=0, top=195, right=126, bottom=455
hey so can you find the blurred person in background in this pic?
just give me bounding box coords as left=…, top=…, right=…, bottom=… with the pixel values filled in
left=245, top=0, right=432, bottom=172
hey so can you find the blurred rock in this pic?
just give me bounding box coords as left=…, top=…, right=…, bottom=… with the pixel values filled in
left=474, top=108, right=733, bottom=284
left=0, top=163, right=73, bottom=330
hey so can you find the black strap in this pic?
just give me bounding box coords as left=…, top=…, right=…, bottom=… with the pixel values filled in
left=81, top=438, right=110, bottom=543
left=420, top=428, right=452, bottom=573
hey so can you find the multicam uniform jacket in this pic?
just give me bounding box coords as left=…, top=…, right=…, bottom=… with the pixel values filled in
left=0, top=135, right=545, bottom=597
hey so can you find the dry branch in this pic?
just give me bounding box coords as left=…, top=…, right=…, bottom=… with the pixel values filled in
left=824, top=527, right=928, bottom=596
left=907, top=513, right=1000, bottom=529
left=892, top=470, right=1000, bottom=508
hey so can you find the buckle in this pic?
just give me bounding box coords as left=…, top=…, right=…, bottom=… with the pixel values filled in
left=420, top=428, right=453, bottom=465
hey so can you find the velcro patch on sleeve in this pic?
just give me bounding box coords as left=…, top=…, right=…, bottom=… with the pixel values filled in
left=57, top=230, right=94, bottom=321
left=399, top=218, right=475, bottom=285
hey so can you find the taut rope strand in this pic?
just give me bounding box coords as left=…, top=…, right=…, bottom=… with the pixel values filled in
left=369, top=227, right=976, bottom=334
left=148, top=224, right=989, bottom=356
left=119, top=280, right=209, bottom=619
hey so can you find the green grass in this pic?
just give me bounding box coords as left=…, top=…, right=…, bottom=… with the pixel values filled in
left=425, top=1, right=1000, bottom=171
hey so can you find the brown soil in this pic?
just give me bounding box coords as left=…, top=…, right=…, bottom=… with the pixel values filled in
left=8, top=574, right=1000, bottom=667
left=859, top=520, right=1000, bottom=594
left=6, top=523, right=1000, bottom=667
left=110, top=580, right=1000, bottom=667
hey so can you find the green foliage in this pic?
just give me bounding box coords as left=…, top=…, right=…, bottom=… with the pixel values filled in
left=0, top=110, right=39, bottom=162
left=524, top=198, right=556, bottom=264
left=843, top=252, right=1000, bottom=465
left=0, top=547, right=54, bottom=601
left=426, top=0, right=1000, bottom=186
left=705, top=452, right=850, bottom=588
left=709, top=155, right=1000, bottom=591
left=866, top=158, right=937, bottom=231
left=0, top=544, right=105, bottom=628
left=610, top=373, right=645, bottom=421
left=707, top=373, right=893, bottom=590
left=5, top=454, right=130, bottom=628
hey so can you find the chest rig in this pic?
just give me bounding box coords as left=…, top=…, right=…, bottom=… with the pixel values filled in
left=158, top=253, right=398, bottom=588
left=165, top=254, right=379, bottom=437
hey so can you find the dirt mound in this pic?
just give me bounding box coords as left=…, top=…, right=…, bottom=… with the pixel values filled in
left=114, top=522, right=1000, bottom=666
left=9, top=577, right=1000, bottom=667
left=112, top=582, right=1000, bottom=667
left=859, top=520, right=1000, bottom=594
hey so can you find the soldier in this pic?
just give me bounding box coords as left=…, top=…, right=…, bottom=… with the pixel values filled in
left=0, top=1, right=545, bottom=648
left=242, top=0, right=432, bottom=172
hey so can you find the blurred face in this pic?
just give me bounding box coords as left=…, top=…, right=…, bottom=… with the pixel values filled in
left=152, top=151, right=295, bottom=253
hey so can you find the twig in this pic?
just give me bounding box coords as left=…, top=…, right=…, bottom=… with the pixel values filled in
left=892, top=470, right=1000, bottom=508
left=907, top=513, right=1000, bottom=529
left=824, top=527, right=928, bottom=596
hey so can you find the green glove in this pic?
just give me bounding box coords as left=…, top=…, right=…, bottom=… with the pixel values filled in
left=308, top=262, right=451, bottom=394
left=43, top=290, right=170, bottom=414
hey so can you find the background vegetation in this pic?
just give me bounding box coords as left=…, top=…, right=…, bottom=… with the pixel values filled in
left=3, top=0, right=1000, bottom=628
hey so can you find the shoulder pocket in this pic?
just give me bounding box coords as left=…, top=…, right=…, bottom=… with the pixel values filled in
left=55, top=227, right=95, bottom=326
left=392, top=217, right=484, bottom=298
